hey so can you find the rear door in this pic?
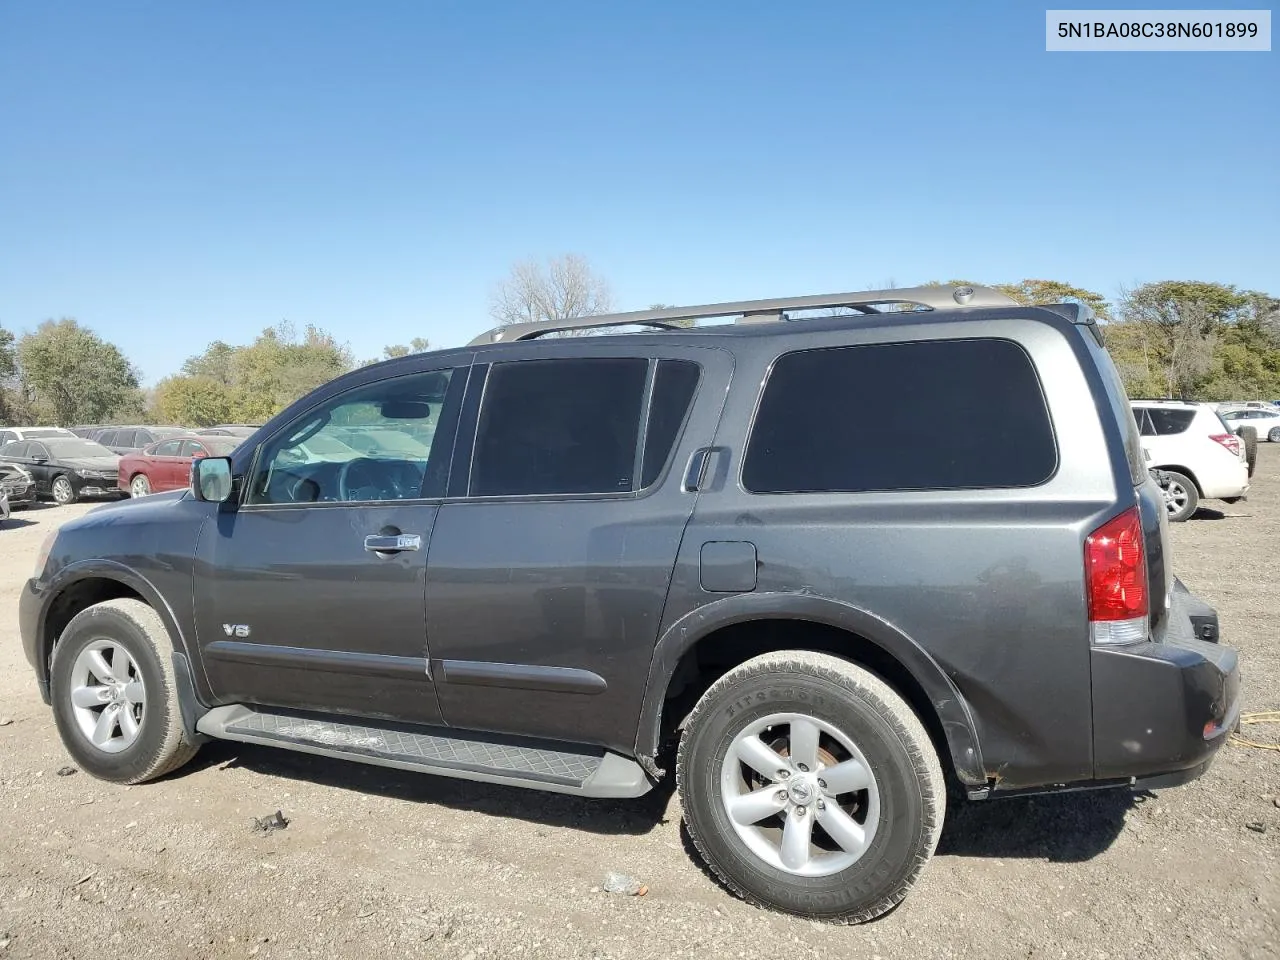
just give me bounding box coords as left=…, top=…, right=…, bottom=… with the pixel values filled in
left=424, top=343, right=732, bottom=753
left=151, top=439, right=186, bottom=490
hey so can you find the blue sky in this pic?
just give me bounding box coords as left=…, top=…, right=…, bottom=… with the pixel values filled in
left=1, top=2, right=1276, bottom=384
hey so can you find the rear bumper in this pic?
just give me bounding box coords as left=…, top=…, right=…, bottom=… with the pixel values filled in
left=1091, top=579, right=1240, bottom=783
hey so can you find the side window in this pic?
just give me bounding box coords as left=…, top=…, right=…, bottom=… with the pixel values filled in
left=471, top=358, right=648, bottom=497
left=154, top=440, right=184, bottom=456
left=641, top=359, right=701, bottom=488
left=181, top=440, right=205, bottom=458
left=744, top=339, right=1057, bottom=493
left=97, top=430, right=117, bottom=447
left=1136, top=409, right=1156, bottom=436
left=119, top=430, right=140, bottom=448
left=247, top=368, right=460, bottom=505
left=4, top=442, right=28, bottom=458
left=28, top=443, right=48, bottom=460
left=0, top=431, right=13, bottom=446
left=1147, top=408, right=1195, bottom=435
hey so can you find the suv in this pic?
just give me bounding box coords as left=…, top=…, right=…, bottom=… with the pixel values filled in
left=20, top=286, right=1239, bottom=923
left=0, top=426, right=74, bottom=446
left=1131, top=400, right=1250, bottom=521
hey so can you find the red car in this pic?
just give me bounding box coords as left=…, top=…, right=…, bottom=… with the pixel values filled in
left=119, top=435, right=240, bottom=498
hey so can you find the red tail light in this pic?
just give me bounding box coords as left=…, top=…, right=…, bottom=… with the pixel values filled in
left=1085, top=507, right=1148, bottom=644
left=1210, top=433, right=1241, bottom=457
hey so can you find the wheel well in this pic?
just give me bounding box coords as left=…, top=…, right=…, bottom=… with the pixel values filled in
left=43, top=578, right=145, bottom=669
left=658, top=619, right=956, bottom=784
left=1151, top=464, right=1202, bottom=495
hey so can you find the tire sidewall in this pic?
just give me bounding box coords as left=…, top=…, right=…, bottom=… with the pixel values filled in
left=131, top=474, right=150, bottom=497
left=50, top=605, right=177, bottom=782
left=682, top=669, right=928, bottom=919
left=1163, top=471, right=1198, bottom=522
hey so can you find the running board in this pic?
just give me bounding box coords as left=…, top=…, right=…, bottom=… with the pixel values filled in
left=196, top=706, right=652, bottom=798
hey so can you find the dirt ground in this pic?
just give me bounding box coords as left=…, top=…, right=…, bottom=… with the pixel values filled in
left=1, top=451, right=1277, bottom=960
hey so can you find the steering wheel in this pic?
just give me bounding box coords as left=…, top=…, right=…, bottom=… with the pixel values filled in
left=338, top=457, right=379, bottom=502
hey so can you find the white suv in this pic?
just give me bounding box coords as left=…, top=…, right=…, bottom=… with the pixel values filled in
left=1221, top=406, right=1280, bottom=443
left=1131, top=401, right=1250, bottom=521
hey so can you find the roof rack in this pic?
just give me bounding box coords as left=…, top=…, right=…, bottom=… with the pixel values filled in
left=467, top=284, right=1018, bottom=346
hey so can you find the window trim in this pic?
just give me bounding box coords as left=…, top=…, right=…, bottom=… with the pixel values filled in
left=456, top=355, right=704, bottom=504
left=238, top=364, right=467, bottom=511
left=741, top=337, right=1061, bottom=496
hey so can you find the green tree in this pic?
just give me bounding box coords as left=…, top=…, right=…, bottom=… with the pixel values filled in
left=16, top=318, right=140, bottom=425
left=152, top=375, right=236, bottom=427
left=993, top=279, right=1112, bottom=320
left=1118, top=281, right=1251, bottom=398
left=365, top=337, right=432, bottom=365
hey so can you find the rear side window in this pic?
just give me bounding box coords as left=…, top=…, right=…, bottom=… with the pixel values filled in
left=1146, top=408, right=1195, bottom=435
left=154, top=440, right=183, bottom=456
left=744, top=339, right=1057, bottom=493
left=641, top=360, right=700, bottom=488
left=471, top=358, right=649, bottom=497
left=96, top=430, right=117, bottom=446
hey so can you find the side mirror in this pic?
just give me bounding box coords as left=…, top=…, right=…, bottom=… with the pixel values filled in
left=191, top=457, right=234, bottom=503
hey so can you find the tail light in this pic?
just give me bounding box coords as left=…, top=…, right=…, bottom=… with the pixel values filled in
left=1210, top=433, right=1241, bottom=457
left=1085, top=506, right=1148, bottom=645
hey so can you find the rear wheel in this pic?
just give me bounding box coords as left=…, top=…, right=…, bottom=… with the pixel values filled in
left=1269, top=426, right=1280, bottom=443
left=130, top=474, right=152, bottom=498
left=1238, top=428, right=1257, bottom=476
left=51, top=475, right=78, bottom=505
left=1160, top=470, right=1199, bottom=522
left=677, top=651, right=944, bottom=923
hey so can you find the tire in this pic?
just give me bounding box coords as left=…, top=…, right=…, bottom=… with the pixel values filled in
left=130, top=474, right=152, bottom=498
left=51, top=475, right=78, bottom=505
left=1160, top=470, right=1199, bottom=522
left=49, top=599, right=201, bottom=784
left=1270, top=426, right=1280, bottom=443
left=1238, top=429, right=1257, bottom=477
left=676, top=651, right=945, bottom=923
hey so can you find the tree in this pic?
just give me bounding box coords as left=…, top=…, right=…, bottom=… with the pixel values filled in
left=1118, top=281, right=1251, bottom=398
left=489, top=254, right=613, bottom=327
left=16, top=318, right=140, bottom=425
left=0, top=324, right=18, bottom=424
left=158, top=322, right=355, bottom=426
left=993, top=279, right=1112, bottom=320
left=364, top=337, right=431, bottom=366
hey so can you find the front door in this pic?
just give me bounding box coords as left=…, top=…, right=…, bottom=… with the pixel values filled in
left=425, top=345, right=732, bottom=753
left=194, top=360, right=468, bottom=725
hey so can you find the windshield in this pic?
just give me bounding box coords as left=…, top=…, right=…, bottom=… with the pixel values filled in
left=42, top=439, right=116, bottom=458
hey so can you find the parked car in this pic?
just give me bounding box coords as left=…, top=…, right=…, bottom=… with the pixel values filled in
left=119, top=435, right=241, bottom=498
left=21, top=285, right=1238, bottom=923
left=0, top=460, right=37, bottom=511
left=0, top=426, right=74, bottom=446
left=194, top=425, right=260, bottom=439
left=89, top=425, right=191, bottom=456
left=0, top=437, right=122, bottom=504
left=1130, top=400, right=1250, bottom=521
left=1221, top=406, right=1280, bottom=443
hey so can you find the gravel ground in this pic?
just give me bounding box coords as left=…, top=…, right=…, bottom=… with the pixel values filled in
left=1, top=451, right=1277, bottom=960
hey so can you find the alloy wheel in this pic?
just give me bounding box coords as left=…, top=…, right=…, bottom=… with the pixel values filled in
left=67, top=639, right=146, bottom=754
left=719, top=712, right=880, bottom=877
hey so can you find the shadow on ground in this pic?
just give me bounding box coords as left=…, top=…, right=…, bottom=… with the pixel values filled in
left=936, top=788, right=1139, bottom=862
left=183, top=740, right=1138, bottom=859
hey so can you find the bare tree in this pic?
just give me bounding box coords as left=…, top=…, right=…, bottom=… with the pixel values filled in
left=489, top=254, right=614, bottom=328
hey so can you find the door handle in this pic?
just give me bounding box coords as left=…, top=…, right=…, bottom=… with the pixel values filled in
left=364, top=533, right=422, bottom=554
left=683, top=447, right=713, bottom=492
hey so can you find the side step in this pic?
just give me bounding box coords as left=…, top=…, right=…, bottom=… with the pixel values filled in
left=195, top=705, right=652, bottom=798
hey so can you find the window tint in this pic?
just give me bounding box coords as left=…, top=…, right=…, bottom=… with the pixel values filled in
left=1146, top=408, right=1195, bottom=435
left=1, top=442, right=27, bottom=458
left=96, top=430, right=117, bottom=446
left=744, top=339, right=1057, bottom=493
left=471, top=358, right=648, bottom=497
left=248, top=368, right=460, bottom=505
left=154, top=440, right=184, bottom=456
left=28, top=443, right=49, bottom=460
left=641, top=360, right=700, bottom=488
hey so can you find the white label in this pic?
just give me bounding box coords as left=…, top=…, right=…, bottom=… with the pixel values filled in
left=1046, top=10, right=1271, bottom=50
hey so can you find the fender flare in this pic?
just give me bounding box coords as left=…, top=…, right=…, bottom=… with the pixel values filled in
left=633, top=592, right=987, bottom=785
left=34, top=560, right=209, bottom=738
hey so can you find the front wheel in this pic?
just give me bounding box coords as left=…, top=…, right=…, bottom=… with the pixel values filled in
left=676, top=651, right=945, bottom=923
left=49, top=599, right=201, bottom=783
left=51, top=475, right=78, bottom=505
left=130, top=474, right=152, bottom=498
left=1269, top=426, right=1280, bottom=443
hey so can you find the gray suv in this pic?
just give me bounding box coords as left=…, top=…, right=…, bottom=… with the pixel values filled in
left=19, top=285, right=1240, bottom=922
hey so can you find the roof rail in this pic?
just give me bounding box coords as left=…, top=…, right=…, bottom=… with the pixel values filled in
left=467, top=284, right=1018, bottom=346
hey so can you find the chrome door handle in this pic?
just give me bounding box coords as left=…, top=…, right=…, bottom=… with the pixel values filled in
left=364, top=534, right=422, bottom=553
